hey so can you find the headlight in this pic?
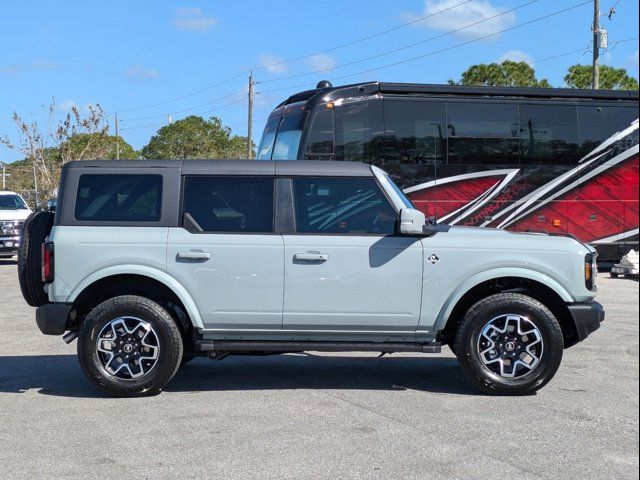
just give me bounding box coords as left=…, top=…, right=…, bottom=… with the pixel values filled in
left=585, top=253, right=598, bottom=291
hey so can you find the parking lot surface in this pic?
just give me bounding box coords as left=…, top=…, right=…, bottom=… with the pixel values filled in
left=0, top=259, right=638, bottom=480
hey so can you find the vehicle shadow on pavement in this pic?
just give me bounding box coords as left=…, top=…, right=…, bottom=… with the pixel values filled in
left=0, top=353, right=482, bottom=397
left=0, top=259, right=17, bottom=266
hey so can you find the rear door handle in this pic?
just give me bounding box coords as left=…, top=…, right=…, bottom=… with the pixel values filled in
left=177, top=251, right=212, bottom=261
left=293, top=253, right=328, bottom=263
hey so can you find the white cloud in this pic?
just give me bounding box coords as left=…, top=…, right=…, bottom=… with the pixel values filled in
left=402, top=0, right=517, bottom=38
left=498, top=50, right=533, bottom=64
left=173, top=7, right=218, bottom=32
left=305, top=53, right=337, bottom=72
left=258, top=54, right=288, bottom=74
left=124, top=64, right=160, bottom=81
left=57, top=99, right=78, bottom=113
left=0, top=59, right=60, bottom=75
left=56, top=100, right=95, bottom=114
left=631, top=49, right=639, bottom=70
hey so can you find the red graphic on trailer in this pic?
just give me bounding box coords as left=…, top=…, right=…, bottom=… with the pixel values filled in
left=405, top=119, right=640, bottom=246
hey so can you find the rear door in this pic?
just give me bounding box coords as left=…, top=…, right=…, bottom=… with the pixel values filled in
left=282, top=176, right=423, bottom=333
left=166, top=175, right=284, bottom=330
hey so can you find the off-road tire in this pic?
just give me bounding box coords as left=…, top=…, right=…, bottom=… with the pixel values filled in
left=78, top=295, right=183, bottom=397
left=454, top=293, right=564, bottom=395
left=17, top=211, right=54, bottom=307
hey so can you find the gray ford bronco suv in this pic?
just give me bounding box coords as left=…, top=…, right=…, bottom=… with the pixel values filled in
left=19, top=160, right=604, bottom=396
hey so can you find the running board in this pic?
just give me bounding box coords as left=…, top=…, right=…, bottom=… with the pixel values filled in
left=195, top=340, right=441, bottom=354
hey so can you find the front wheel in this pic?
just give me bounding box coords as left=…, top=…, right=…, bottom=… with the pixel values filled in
left=78, top=295, right=183, bottom=397
left=454, top=293, right=564, bottom=395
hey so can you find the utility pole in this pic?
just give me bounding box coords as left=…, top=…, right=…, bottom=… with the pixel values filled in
left=115, top=112, right=121, bottom=160
left=592, top=0, right=600, bottom=89
left=1, top=164, right=10, bottom=190
left=32, top=162, right=39, bottom=207
left=247, top=71, right=254, bottom=159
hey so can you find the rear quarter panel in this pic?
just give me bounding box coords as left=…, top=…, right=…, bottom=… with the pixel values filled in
left=49, top=226, right=169, bottom=302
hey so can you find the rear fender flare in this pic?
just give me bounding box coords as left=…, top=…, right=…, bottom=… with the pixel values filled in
left=68, top=264, right=204, bottom=329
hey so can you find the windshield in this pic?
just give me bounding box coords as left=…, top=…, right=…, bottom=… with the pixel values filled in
left=257, top=116, right=279, bottom=160
left=0, top=194, right=28, bottom=210
left=258, top=112, right=305, bottom=160
left=273, top=113, right=304, bottom=160
left=386, top=176, right=415, bottom=209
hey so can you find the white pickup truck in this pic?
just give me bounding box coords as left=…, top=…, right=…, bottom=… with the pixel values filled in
left=0, top=191, right=32, bottom=258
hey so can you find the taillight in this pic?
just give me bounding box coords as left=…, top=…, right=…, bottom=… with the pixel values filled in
left=42, top=241, right=55, bottom=284
left=585, top=252, right=597, bottom=291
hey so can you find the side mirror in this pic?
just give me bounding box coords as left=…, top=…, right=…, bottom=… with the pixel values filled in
left=398, top=208, right=426, bottom=235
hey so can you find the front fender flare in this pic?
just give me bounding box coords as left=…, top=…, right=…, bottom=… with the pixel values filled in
left=433, top=267, right=574, bottom=333
left=68, top=264, right=204, bottom=329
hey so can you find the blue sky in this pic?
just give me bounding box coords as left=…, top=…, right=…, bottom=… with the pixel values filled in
left=1, top=0, right=638, bottom=163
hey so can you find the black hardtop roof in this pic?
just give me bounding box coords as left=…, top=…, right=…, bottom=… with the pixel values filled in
left=276, top=81, right=639, bottom=109
left=63, top=159, right=374, bottom=177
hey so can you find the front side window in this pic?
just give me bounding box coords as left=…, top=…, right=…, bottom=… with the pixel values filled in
left=183, top=176, right=274, bottom=233
left=272, top=113, right=305, bottom=160
left=292, top=177, right=396, bottom=235
left=75, top=174, right=162, bottom=222
left=304, top=109, right=334, bottom=159
left=0, top=194, right=28, bottom=210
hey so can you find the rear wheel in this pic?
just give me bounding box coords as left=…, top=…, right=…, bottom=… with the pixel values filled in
left=78, top=295, right=183, bottom=397
left=17, top=211, right=54, bottom=307
left=455, top=293, right=564, bottom=395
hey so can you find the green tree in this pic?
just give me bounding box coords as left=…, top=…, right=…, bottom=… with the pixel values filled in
left=64, top=133, right=138, bottom=160
left=450, top=61, right=551, bottom=88
left=564, top=64, right=639, bottom=90
left=141, top=116, right=248, bottom=159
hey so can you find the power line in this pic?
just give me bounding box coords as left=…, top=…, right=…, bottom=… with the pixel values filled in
left=331, top=1, right=593, bottom=82
left=258, top=0, right=593, bottom=96
left=255, top=0, right=476, bottom=71
left=119, top=97, right=246, bottom=132
left=258, top=0, right=538, bottom=85
left=107, top=0, right=475, bottom=116
left=122, top=88, right=247, bottom=122
left=114, top=71, right=247, bottom=114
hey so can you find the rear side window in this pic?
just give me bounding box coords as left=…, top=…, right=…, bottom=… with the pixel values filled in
left=447, top=102, right=520, bottom=165
left=183, top=176, right=274, bottom=233
left=578, top=105, right=639, bottom=156
left=292, top=177, right=396, bottom=235
left=383, top=100, right=446, bottom=164
left=75, top=174, right=162, bottom=222
left=519, top=104, right=579, bottom=164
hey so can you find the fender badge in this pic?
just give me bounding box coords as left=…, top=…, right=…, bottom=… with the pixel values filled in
left=427, top=254, right=440, bottom=264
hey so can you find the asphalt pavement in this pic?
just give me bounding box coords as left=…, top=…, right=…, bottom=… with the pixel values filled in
left=0, top=258, right=638, bottom=480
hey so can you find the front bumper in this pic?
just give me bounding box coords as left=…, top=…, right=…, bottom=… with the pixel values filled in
left=567, top=301, right=605, bottom=343
left=0, top=236, right=20, bottom=256
left=36, top=303, right=72, bottom=335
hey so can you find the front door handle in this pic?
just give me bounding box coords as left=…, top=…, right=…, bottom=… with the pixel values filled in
left=177, top=251, right=212, bottom=261
left=293, top=253, right=329, bottom=263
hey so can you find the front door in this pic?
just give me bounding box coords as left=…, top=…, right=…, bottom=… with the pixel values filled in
left=282, top=177, right=423, bottom=332
left=166, top=175, right=284, bottom=330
